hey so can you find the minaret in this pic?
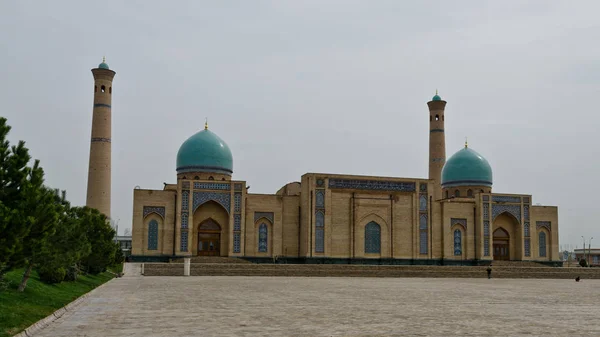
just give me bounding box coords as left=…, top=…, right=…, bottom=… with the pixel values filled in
left=427, top=90, right=447, bottom=200
left=86, top=57, right=116, bottom=217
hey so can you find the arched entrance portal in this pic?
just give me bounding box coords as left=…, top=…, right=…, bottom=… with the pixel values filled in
left=493, top=228, right=510, bottom=261
left=197, top=219, right=221, bottom=256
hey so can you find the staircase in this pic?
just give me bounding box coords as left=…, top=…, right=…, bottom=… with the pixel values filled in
left=486, top=260, right=548, bottom=268
left=142, top=263, right=600, bottom=279
left=170, top=256, right=251, bottom=264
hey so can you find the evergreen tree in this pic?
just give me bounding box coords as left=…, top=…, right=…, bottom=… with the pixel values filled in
left=80, top=207, right=116, bottom=274
left=0, top=117, right=34, bottom=278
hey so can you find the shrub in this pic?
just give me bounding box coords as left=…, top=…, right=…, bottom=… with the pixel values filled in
left=579, top=258, right=587, bottom=267
left=64, top=265, right=80, bottom=281
left=38, top=266, right=66, bottom=284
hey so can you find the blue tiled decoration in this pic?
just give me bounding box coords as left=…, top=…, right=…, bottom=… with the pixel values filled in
left=492, top=204, right=521, bottom=223
left=182, top=181, right=190, bottom=189
left=315, top=189, right=325, bottom=208
left=483, top=195, right=489, bottom=202
left=536, top=221, right=551, bottom=231
left=180, top=230, right=188, bottom=252
left=234, top=214, right=241, bottom=231
left=143, top=206, right=165, bottom=219
left=181, top=213, right=188, bottom=229
left=524, top=222, right=530, bottom=237
left=258, top=223, right=268, bottom=252
left=364, top=221, right=381, bottom=254
left=483, top=203, right=489, bottom=219
left=193, top=191, right=230, bottom=213
left=234, top=193, right=242, bottom=212
left=420, top=183, right=427, bottom=192
left=492, top=195, right=521, bottom=203
left=524, top=238, right=531, bottom=257
left=315, top=211, right=324, bottom=253
left=484, top=238, right=490, bottom=256
left=453, top=229, right=462, bottom=256
left=539, top=232, right=547, bottom=257
left=254, top=212, right=274, bottom=223
left=328, top=178, right=416, bottom=192
left=523, top=197, right=530, bottom=204
left=147, top=219, right=158, bottom=250
left=419, top=214, right=428, bottom=254
left=524, top=206, right=529, bottom=220
left=484, top=221, right=489, bottom=236
left=193, top=182, right=230, bottom=190
left=233, top=233, right=241, bottom=253
left=316, top=178, right=324, bottom=187
left=451, top=218, right=467, bottom=229
left=419, top=194, right=427, bottom=211
left=234, top=183, right=243, bottom=191
left=182, top=190, right=189, bottom=210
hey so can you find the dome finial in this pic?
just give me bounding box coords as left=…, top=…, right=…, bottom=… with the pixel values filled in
left=204, top=118, right=208, bottom=130
left=465, top=137, right=468, bottom=148
left=436, top=89, right=438, bottom=95
left=103, top=55, right=106, bottom=63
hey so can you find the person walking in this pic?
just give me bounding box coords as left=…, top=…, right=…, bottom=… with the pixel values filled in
left=486, top=264, right=492, bottom=279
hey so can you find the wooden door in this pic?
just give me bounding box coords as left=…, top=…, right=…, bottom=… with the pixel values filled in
left=198, top=233, right=220, bottom=256
left=493, top=241, right=509, bottom=260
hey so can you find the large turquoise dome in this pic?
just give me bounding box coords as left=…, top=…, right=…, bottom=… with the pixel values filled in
left=176, top=128, right=233, bottom=175
left=441, top=146, right=493, bottom=188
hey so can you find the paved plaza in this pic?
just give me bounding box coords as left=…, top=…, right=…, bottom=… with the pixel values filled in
left=33, top=264, right=598, bottom=336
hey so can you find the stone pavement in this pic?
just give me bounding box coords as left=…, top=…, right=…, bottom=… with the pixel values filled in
left=33, top=264, right=599, bottom=336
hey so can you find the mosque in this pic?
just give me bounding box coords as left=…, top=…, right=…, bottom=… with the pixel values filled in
left=86, top=60, right=560, bottom=265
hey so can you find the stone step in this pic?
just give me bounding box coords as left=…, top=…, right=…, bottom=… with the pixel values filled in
left=170, top=256, right=251, bottom=264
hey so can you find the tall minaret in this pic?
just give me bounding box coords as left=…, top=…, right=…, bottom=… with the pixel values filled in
left=86, top=57, right=116, bottom=217
left=427, top=90, right=447, bottom=200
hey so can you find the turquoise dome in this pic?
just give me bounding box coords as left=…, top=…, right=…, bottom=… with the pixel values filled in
left=441, top=146, right=493, bottom=188
left=98, top=62, right=109, bottom=70
left=432, top=94, right=442, bottom=101
left=176, top=128, right=233, bottom=175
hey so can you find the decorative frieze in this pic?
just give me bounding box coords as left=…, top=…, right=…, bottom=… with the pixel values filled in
left=143, top=206, right=165, bottom=219
left=492, top=204, right=521, bottom=223
left=193, top=182, right=230, bottom=190
left=193, top=191, right=230, bottom=213
left=536, top=221, right=551, bottom=231
left=492, top=195, right=521, bottom=203
left=328, top=178, right=416, bottom=192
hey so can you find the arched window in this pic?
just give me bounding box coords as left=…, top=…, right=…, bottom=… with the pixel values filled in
left=435, top=114, right=440, bottom=121
left=419, top=214, right=428, bottom=254
left=364, top=221, right=381, bottom=254
left=209, top=176, right=214, bottom=180
left=101, top=85, right=106, bottom=93
left=194, top=176, right=199, bottom=180
left=455, top=189, right=460, bottom=197
left=453, top=229, right=462, bottom=256
left=419, top=194, right=427, bottom=211
left=315, top=211, right=324, bottom=253
left=148, top=219, right=158, bottom=250
left=539, top=232, right=547, bottom=257
left=467, top=189, right=473, bottom=197
left=258, top=223, right=268, bottom=252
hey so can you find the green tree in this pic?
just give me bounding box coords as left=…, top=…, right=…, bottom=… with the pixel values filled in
left=80, top=208, right=116, bottom=274
left=0, top=117, right=35, bottom=279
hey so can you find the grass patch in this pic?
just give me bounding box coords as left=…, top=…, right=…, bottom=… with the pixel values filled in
left=0, top=268, right=114, bottom=337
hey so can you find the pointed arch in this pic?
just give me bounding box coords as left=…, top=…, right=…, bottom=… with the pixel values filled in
left=199, top=218, right=222, bottom=231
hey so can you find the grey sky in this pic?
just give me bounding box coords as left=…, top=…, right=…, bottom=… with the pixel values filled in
left=1, top=1, right=598, bottom=249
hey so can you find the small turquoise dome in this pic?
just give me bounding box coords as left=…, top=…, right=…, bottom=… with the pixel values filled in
left=98, top=62, right=109, bottom=70
left=441, top=146, right=493, bottom=188
left=176, top=128, right=233, bottom=175
left=432, top=94, right=442, bottom=101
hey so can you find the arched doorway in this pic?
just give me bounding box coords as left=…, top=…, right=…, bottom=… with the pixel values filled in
left=197, top=219, right=221, bottom=256
left=493, top=228, right=510, bottom=260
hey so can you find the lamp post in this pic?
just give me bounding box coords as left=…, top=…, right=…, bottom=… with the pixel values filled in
left=589, top=237, right=594, bottom=267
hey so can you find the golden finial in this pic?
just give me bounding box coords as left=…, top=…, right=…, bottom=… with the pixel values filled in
left=102, top=56, right=106, bottom=63
left=465, top=137, right=468, bottom=148
left=204, top=118, right=208, bottom=130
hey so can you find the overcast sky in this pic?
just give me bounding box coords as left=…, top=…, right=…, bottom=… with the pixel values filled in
left=1, top=1, right=598, bottom=249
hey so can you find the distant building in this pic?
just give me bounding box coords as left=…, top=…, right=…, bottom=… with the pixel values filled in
left=116, top=235, right=132, bottom=257
left=574, top=249, right=600, bottom=266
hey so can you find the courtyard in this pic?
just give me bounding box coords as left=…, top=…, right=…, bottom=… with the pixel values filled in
left=33, top=264, right=598, bottom=336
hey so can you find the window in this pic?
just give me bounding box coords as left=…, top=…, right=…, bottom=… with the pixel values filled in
left=435, top=114, right=439, bottom=121
left=364, top=222, right=381, bottom=254
left=419, top=214, right=428, bottom=254
left=194, top=176, right=199, bottom=180
left=419, top=195, right=427, bottom=211
left=258, top=223, right=268, bottom=252
left=315, top=211, right=324, bottom=253
left=148, top=219, right=158, bottom=250
left=539, top=232, right=547, bottom=257
left=101, top=85, right=105, bottom=93
left=209, top=176, right=214, bottom=180
left=453, top=229, right=462, bottom=256
left=455, top=190, right=460, bottom=197
left=467, top=189, right=473, bottom=197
